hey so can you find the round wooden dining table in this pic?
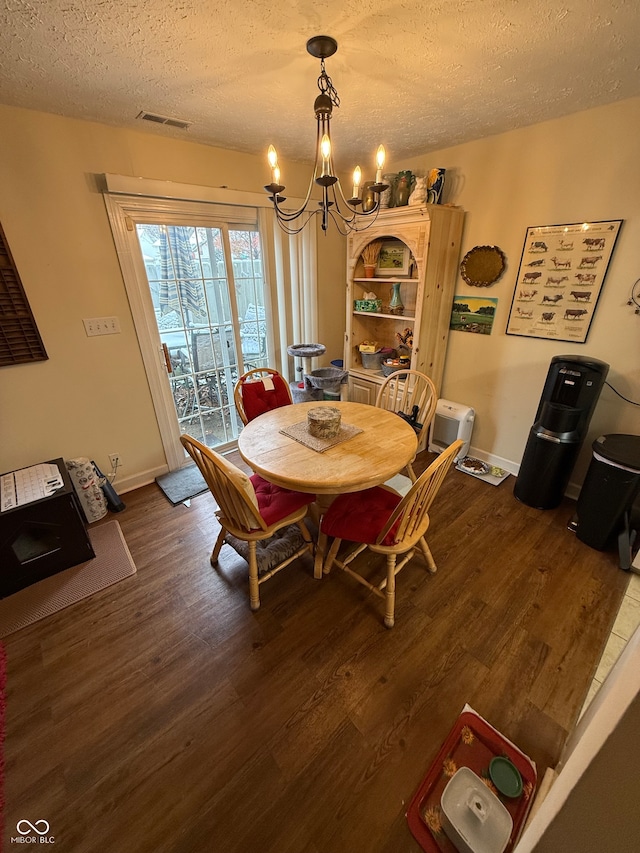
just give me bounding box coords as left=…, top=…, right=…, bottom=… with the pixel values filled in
left=237, top=400, right=418, bottom=577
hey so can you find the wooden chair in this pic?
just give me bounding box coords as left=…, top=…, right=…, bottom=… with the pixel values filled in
left=375, top=369, right=438, bottom=482
left=321, top=439, right=463, bottom=628
left=181, top=435, right=314, bottom=611
left=233, top=367, right=293, bottom=425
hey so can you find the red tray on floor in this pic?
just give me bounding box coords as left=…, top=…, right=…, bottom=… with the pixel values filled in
left=406, top=708, right=537, bottom=852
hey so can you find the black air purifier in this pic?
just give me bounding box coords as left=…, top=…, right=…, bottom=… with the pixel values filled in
left=513, top=355, right=609, bottom=509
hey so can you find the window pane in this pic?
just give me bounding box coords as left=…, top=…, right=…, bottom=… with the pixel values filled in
left=135, top=217, right=267, bottom=451
left=230, top=228, right=267, bottom=368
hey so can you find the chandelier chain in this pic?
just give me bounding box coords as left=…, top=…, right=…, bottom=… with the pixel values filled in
left=318, top=59, right=340, bottom=107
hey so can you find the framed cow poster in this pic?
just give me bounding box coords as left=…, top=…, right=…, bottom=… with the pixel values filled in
left=505, top=219, right=623, bottom=343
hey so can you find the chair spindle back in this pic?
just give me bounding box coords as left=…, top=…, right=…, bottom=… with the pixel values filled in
left=377, top=439, right=463, bottom=545
left=180, top=435, right=266, bottom=533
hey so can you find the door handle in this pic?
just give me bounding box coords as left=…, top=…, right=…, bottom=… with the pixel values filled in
left=161, top=343, right=173, bottom=374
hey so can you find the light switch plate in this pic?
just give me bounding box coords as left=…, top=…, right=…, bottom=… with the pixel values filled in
left=83, top=317, right=121, bottom=336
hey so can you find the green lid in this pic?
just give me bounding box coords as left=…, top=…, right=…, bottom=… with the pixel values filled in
left=489, top=756, right=523, bottom=798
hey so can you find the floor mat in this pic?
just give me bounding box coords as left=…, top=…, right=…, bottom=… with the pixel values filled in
left=156, top=464, right=208, bottom=505
left=0, top=520, right=137, bottom=637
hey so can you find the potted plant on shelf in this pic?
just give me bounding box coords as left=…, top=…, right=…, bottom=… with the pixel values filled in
left=360, top=240, right=383, bottom=278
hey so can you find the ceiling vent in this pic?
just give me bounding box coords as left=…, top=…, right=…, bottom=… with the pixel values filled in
left=136, top=111, right=191, bottom=130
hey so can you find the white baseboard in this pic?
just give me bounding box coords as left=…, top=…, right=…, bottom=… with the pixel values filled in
left=120, top=450, right=584, bottom=504
left=466, top=445, right=583, bottom=502
left=110, top=465, right=168, bottom=495
left=466, top=445, right=519, bottom=476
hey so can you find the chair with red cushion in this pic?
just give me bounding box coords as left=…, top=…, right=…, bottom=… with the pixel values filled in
left=234, top=367, right=293, bottom=425
left=321, top=439, right=463, bottom=628
left=181, top=434, right=315, bottom=610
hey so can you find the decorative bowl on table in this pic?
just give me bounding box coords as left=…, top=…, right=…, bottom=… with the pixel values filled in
left=354, top=299, right=382, bottom=312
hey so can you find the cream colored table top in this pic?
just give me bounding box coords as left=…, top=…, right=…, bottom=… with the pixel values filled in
left=237, top=401, right=418, bottom=496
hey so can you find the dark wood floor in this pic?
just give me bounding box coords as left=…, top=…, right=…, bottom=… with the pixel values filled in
left=4, top=451, right=628, bottom=853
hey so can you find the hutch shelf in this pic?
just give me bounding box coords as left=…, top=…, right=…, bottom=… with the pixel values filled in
left=344, top=204, right=465, bottom=405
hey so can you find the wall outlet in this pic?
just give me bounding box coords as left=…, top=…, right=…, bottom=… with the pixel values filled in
left=108, top=453, right=122, bottom=470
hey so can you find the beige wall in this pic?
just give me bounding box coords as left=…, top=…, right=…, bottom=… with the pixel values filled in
left=1, top=98, right=638, bottom=491
left=514, top=625, right=640, bottom=853
left=0, top=106, right=343, bottom=484
left=399, top=97, right=640, bottom=487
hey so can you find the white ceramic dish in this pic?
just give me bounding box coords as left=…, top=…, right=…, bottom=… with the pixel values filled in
left=458, top=457, right=491, bottom=476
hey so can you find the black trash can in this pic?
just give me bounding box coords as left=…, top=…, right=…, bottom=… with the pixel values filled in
left=575, top=434, right=640, bottom=569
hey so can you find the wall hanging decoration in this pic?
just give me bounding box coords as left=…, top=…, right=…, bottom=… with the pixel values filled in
left=450, top=295, right=498, bottom=335
left=460, top=245, right=506, bottom=287
left=0, top=222, right=48, bottom=366
left=627, top=278, right=640, bottom=315
left=505, top=219, right=623, bottom=343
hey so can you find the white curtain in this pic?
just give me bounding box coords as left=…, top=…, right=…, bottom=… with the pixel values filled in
left=259, top=209, right=318, bottom=383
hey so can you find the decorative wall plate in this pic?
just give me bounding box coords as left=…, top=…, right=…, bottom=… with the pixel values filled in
left=460, top=245, right=506, bottom=287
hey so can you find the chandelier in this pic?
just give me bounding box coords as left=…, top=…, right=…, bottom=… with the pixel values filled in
left=264, top=36, right=389, bottom=236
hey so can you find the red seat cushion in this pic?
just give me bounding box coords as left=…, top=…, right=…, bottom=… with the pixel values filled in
left=251, top=474, right=314, bottom=527
left=241, top=375, right=292, bottom=422
left=321, top=486, right=403, bottom=546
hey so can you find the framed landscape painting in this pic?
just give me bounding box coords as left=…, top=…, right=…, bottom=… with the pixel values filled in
left=505, top=219, right=622, bottom=343
left=450, top=295, right=498, bottom=335
left=376, top=241, right=410, bottom=276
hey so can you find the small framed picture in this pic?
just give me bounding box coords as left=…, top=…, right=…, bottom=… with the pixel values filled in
left=376, top=240, right=410, bottom=276
left=450, top=295, right=498, bottom=335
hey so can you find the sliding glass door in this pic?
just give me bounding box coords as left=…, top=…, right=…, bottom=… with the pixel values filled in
left=137, top=223, right=268, bottom=449
left=104, top=191, right=272, bottom=469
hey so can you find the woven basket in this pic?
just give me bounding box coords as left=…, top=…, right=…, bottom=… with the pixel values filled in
left=381, top=360, right=408, bottom=377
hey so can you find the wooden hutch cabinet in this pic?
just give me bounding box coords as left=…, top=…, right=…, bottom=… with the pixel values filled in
left=344, top=204, right=465, bottom=405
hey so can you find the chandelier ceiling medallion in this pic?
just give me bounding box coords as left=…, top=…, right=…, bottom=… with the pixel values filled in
left=264, top=35, right=389, bottom=236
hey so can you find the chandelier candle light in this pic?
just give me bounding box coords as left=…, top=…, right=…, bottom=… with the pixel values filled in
left=264, top=36, right=389, bottom=235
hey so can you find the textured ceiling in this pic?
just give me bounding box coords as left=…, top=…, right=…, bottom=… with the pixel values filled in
left=1, top=0, right=639, bottom=172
